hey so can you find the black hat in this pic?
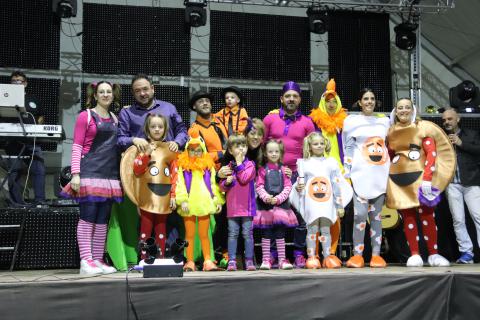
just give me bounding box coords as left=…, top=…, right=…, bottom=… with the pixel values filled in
left=221, top=86, right=243, bottom=105
left=189, top=90, right=214, bottom=110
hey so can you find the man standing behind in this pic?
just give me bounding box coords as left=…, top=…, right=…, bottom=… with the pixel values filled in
left=263, top=81, right=315, bottom=268
left=6, top=71, right=46, bottom=206
left=442, top=108, right=480, bottom=264
left=188, top=90, right=227, bottom=169
left=118, top=74, right=188, bottom=152
left=109, top=74, right=187, bottom=270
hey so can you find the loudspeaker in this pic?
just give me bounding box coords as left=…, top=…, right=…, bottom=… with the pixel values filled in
left=143, top=263, right=183, bottom=278
left=0, top=207, right=79, bottom=270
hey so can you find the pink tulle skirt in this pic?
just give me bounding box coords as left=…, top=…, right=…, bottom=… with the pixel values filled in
left=61, top=177, right=123, bottom=203
left=253, top=207, right=298, bottom=229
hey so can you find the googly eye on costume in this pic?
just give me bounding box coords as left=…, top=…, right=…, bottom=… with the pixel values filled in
left=392, top=154, right=400, bottom=164
left=164, top=167, right=170, bottom=177
left=408, top=150, right=420, bottom=161
left=150, top=166, right=159, bottom=176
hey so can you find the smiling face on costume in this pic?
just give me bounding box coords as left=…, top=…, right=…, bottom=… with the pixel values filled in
left=362, top=136, right=387, bottom=165
left=308, top=177, right=331, bottom=202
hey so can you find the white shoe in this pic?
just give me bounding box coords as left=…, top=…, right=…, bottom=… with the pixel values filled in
left=406, top=254, right=424, bottom=267
left=94, top=260, right=117, bottom=274
left=428, top=254, right=450, bottom=267
left=80, top=259, right=103, bottom=275
left=259, top=260, right=271, bottom=270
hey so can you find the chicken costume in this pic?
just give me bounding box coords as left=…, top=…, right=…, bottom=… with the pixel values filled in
left=120, top=141, right=178, bottom=259
left=387, top=106, right=455, bottom=267
left=176, top=133, right=225, bottom=271
left=309, top=79, right=348, bottom=255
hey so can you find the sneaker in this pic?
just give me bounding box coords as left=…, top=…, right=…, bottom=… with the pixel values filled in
left=80, top=259, right=103, bottom=275
left=406, top=254, right=424, bottom=267
left=456, top=252, right=474, bottom=264
left=259, top=260, right=271, bottom=270
left=245, top=259, right=256, bottom=271
left=93, top=260, right=117, bottom=274
left=294, top=255, right=306, bottom=269
left=279, top=258, right=293, bottom=270
left=227, top=260, right=237, bottom=271
left=428, top=254, right=450, bottom=267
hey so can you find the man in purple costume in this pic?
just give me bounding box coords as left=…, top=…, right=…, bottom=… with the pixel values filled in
left=263, top=81, right=315, bottom=268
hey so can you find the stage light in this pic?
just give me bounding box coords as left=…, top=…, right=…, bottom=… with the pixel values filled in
left=139, top=237, right=159, bottom=264
left=449, top=80, right=480, bottom=113
left=167, top=238, right=189, bottom=264
left=52, top=0, right=77, bottom=18
left=394, top=22, right=418, bottom=50
left=307, top=7, right=328, bottom=34
left=185, top=0, right=207, bottom=28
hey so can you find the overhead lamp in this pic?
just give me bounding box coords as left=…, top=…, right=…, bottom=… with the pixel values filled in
left=394, top=22, right=418, bottom=50
left=307, top=7, right=328, bottom=34
left=52, top=0, right=77, bottom=18
left=185, top=0, right=207, bottom=28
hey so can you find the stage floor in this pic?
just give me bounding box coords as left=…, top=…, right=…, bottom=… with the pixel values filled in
left=1, top=264, right=480, bottom=282
left=1, top=265, right=480, bottom=320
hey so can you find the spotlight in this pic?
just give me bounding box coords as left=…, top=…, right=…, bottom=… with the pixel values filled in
left=52, top=0, right=77, bottom=18
left=139, top=238, right=159, bottom=264
left=307, top=7, right=328, bottom=34
left=185, top=0, right=207, bottom=28
left=167, top=238, right=189, bottom=264
left=449, top=80, right=480, bottom=113
left=394, top=22, right=418, bottom=50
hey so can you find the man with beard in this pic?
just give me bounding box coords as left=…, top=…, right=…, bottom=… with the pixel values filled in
left=109, top=74, right=187, bottom=270
left=188, top=90, right=227, bottom=170
left=118, top=74, right=188, bottom=152
left=442, top=108, right=480, bottom=264
left=263, top=81, right=315, bottom=268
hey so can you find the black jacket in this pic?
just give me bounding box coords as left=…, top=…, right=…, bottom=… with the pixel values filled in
left=456, top=128, right=480, bottom=186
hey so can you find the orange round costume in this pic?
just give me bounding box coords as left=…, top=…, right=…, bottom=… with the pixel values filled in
left=387, top=117, right=455, bottom=267
left=387, top=120, right=455, bottom=209
left=120, top=141, right=177, bottom=214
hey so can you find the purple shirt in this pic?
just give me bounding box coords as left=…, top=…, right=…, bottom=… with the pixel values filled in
left=263, top=112, right=315, bottom=172
left=117, top=99, right=188, bottom=150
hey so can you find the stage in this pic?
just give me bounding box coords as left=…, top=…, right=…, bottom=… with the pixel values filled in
left=1, top=265, right=479, bottom=320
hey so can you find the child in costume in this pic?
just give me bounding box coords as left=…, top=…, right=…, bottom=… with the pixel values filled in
left=176, top=132, right=224, bottom=271
left=290, top=132, right=352, bottom=269
left=61, top=81, right=122, bottom=275
left=309, top=79, right=348, bottom=257
left=214, top=86, right=249, bottom=135
left=387, top=98, right=454, bottom=267
left=254, top=139, right=297, bottom=270
left=130, top=114, right=178, bottom=260
left=220, top=134, right=257, bottom=271
left=342, top=88, right=390, bottom=268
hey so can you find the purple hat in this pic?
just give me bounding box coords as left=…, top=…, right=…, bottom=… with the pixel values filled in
left=282, top=81, right=301, bottom=95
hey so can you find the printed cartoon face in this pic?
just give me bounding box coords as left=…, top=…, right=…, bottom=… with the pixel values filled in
left=308, top=177, right=331, bottom=202
left=362, top=136, right=387, bottom=165
left=121, top=142, right=177, bottom=213
left=389, top=143, right=423, bottom=186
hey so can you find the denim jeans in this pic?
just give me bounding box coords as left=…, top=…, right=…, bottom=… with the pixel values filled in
left=446, top=183, right=480, bottom=254
left=228, top=217, right=254, bottom=260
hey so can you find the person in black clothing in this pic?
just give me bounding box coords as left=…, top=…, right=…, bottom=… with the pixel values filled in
left=5, top=71, right=46, bottom=206
left=442, top=108, right=480, bottom=264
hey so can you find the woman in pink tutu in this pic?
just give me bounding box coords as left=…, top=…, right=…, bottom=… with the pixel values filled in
left=62, top=81, right=123, bottom=275
left=254, top=139, right=298, bottom=270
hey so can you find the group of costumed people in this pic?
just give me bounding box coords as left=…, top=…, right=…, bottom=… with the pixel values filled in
left=61, top=77, right=455, bottom=274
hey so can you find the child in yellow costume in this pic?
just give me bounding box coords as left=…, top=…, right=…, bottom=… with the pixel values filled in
left=309, top=79, right=348, bottom=256
left=176, top=132, right=224, bottom=271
